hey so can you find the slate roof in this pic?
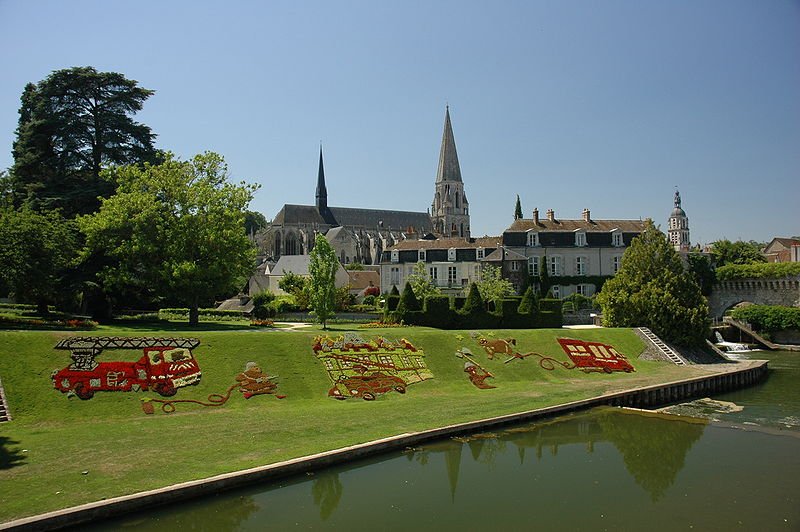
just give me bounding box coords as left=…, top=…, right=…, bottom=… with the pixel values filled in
left=505, top=218, right=646, bottom=233
left=483, top=247, right=528, bottom=262
left=387, top=236, right=501, bottom=250
left=271, top=255, right=312, bottom=276
left=272, top=204, right=432, bottom=233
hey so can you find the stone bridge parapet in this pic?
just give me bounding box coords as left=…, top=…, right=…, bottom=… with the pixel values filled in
left=707, top=274, right=800, bottom=318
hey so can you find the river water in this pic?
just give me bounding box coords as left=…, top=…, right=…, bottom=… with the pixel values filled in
left=84, top=351, right=800, bottom=531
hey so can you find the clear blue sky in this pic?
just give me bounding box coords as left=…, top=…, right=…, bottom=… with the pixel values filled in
left=1, top=0, right=798, bottom=246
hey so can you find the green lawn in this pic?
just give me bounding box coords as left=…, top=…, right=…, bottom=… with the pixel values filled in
left=0, top=325, right=709, bottom=523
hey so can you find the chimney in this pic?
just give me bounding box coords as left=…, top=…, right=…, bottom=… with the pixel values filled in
left=546, top=209, right=555, bottom=222
left=582, top=208, right=591, bottom=222
left=532, top=208, right=539, bottom=224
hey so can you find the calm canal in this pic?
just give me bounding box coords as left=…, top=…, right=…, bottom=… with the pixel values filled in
left=84, top=351, right=800, bottom=531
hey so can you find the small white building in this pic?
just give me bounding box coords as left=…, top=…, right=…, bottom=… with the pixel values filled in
left=268, top=255, right=350, bottom=295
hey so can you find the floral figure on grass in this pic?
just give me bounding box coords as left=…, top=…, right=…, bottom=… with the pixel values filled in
left=141, top=361, right=285, bottom=414
left=313, top=333, right=433, bottom=401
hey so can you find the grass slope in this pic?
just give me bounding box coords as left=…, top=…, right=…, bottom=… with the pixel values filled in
left=1, top=325, right=703, bottom=523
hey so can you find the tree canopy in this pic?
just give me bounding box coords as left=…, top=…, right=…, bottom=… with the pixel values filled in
left=476, top=264, right=514, bottom=308
left=406, top=261, right=441, bottom=303
left=514, top=194, right=523, bottom=220
left=0, top=206, right=78, bottom=314
left=709, top=239, right=765, bottom=267
left=308, top=233, right=339, bottom=329
left=11, top=66, right=158, bottom=217
left=79, top=152, right=256, bottom=324
left=596, top=220, right=709, bottom=346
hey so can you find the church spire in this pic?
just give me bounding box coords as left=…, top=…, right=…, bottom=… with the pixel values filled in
left=315, top=145, right=327, bottom=212
left=436, top=105, right=463, bottom=183
left=431, top=106, right=470, bottom=238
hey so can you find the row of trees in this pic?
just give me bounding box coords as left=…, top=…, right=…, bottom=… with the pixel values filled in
left=0, top=67, right=258, bottom=324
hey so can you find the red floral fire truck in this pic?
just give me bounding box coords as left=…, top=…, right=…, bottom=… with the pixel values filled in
left=52, top=337, right=202, bottom=400
left=557, top=337, right=635, bottom=373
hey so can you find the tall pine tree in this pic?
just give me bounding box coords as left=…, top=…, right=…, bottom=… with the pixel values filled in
left=11, top=67, right=159, bottom=216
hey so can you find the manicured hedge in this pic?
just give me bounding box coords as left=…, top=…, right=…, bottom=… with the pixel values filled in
left=730, top=305, right=800, bottom=332
left=717, top=262, right=800, bottom=281
left=158, top=308, right=247, bottom=321
left=387, top=294, right=562, bottom=330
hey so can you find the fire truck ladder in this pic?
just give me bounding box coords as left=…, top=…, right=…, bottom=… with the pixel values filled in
left=0, top=376, right=11, bottom=422
left=54, top=336, right=201, bottom=355
left=637, top=328, right=686, bottom=366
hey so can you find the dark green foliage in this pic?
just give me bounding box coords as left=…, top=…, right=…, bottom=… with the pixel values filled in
left=561, top=293, right=597, bottom=312
left=514, top=194, right=523, bottom=220
left=538, top=298, right=563, bottom=313
left=518, top=286, right=539, bottom=314
left=462, top=283, right=485, bottom=315
left=385, top=294, right=400, bottom=312
left=10, top=67, right=158, bottom=217
left=710, top=239, right=766, bottom=266
left=0, top=206, right=78, bottom=314
left=423, top=294, right=457, bottom=329
left=362, top=295, right=377, bottom=306
left=251, top=290, right=276, bottom=320
left=389, top=285, right=400, bottom=296
left=344, top=262, right=364, bottom=271
left=539, top=275, right=611, bottom=295
left=686, top=253, right=716, bottom=296
left=278, top=271, right=308, bottom=296
left=397, top=281, right=420, bottom=316
left=244, top=210, right=267, bottom=235
left=716, top=262, right=800, bottom=280
left=597, top=221, right=709, bottom=346
left=730, top=305, right=800, bottom=333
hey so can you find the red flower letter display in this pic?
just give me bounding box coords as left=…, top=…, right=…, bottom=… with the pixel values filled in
left=313, top=333, right=433, bottom=401
left=52, top=337, right=202, bottom=400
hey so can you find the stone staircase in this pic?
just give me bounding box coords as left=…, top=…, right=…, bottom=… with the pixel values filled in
left=0, top=376, right=10, bottom=422
left=637, top=327, right=686, bottom=365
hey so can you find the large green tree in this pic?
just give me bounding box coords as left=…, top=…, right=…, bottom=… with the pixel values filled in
left=406, top=261, right=441, bottom=303
left=308, top=233, right=339, bottom=329
left=11, top=67, right=158, bottom=217
left=596, top=221, right=709, bottom=346
left=709, top=239, right=766, bottom=266
left=0, top=206, right=78, bottom=315
left=80, top=152, right=256, bottom=325
left=476, top=264, right=514, bottom=309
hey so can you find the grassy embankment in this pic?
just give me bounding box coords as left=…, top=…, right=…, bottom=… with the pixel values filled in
left=1, top=324, right=707, bottom=523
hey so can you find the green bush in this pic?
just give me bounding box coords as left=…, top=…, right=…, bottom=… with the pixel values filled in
left=730, top=305, right=800, bottom=332
left=517, top=286, right=539, bottom=315
left=158, top=308, right=247, bottom=321
left=716, top=262, right=800, bottom=280
left=251, top=290, right=277, bottom=320
left=362, top=295, right=377, bottom=306
left=385, top=294, right=400, bottom=312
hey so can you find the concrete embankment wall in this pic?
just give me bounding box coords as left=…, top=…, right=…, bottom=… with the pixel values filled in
left=2, top=360, right=768, bottom=532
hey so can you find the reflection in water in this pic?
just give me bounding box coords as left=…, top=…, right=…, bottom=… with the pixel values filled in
left=598, top=410, right=706, bottom=501
left=311, top=472, right=343, bottom=520
left=433, top=408, right=706, bottom=502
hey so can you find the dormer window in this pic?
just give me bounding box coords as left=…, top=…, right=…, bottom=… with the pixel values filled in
left=527, top=231, right=539, bottom=247
left=448, top=247, right=457, bottom=261
left=476, top=247, right=485, bottom=260
left=611, top=229, right=623, bottom=247
left=391, top=249, right=399, bottom=263
left=418, top=249, right=426, bottom=262
left=575, top=230, right=587, bottom=247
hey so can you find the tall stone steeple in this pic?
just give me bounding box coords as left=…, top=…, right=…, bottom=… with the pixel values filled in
left=315, top=146, right=336, bottom=226
left=668, top=188, right=690, bottom=251
left=431, top=106, right=470, bottom=238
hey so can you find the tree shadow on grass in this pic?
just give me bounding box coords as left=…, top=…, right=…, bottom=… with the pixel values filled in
left=0, top=436, right=27, bottom=469
left=102, top=320, right=254, bottom=332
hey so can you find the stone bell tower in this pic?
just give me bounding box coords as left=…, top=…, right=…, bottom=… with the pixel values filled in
left=668, top=189, right=690, bottom=251
left=430, top=106, right=470, bottom=238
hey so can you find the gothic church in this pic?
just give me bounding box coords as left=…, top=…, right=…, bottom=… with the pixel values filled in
left=257, top=107, right=470, bottom=265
